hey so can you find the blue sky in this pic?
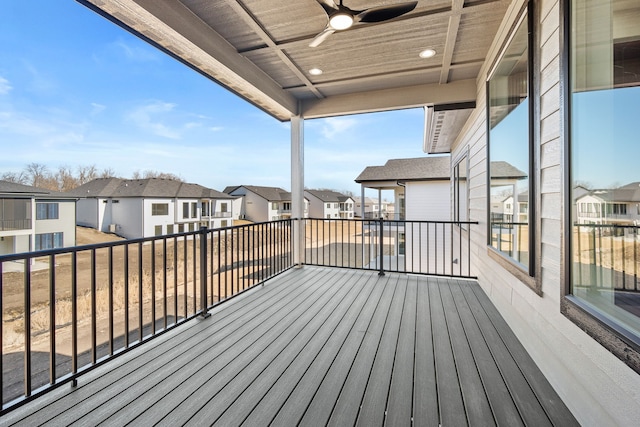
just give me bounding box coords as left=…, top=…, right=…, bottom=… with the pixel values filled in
left=0, top=1, right=430, bottom=196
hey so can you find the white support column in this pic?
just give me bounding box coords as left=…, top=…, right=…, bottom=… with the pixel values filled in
left=291, top=114, right=304, bottom=266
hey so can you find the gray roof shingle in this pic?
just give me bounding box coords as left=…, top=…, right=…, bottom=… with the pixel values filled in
left=68, top=178, right=232, bottom=199
left=355, top=156, right=451, bottom=183
left=0, top=180, right=76, bottom=198
left=305, top=189, right=352, bottom=203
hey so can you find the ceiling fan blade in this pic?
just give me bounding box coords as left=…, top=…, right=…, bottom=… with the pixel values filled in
left=309, top=26, right=336, bottom=47
left=315, top=0, right=339, bottom=15
left=357, top=1, right=417, bottom=23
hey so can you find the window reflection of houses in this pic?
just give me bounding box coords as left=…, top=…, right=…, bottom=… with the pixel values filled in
left=575, top=182, right=640, bottom=232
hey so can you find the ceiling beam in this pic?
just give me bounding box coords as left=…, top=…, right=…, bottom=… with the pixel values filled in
left=227, top=0, right=324, bottom=99
left=238, top=0, right=504, bottom=55
left=439, top=0, right=464, bottom=84
left=300, top=79, right=477, bottom=119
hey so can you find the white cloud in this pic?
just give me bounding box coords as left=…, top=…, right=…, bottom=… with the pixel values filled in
left=0, top=76, right=12, bottom=95
left=320, top=116, right=359, bottom=139
left=112, top=39, right=159, bottom=62
left=127, top=101, right=181, bottom=139
left=90, top=103, right=106, bottom=115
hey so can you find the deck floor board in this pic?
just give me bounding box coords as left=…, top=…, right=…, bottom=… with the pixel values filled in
left=3, top=266, right=577, bottom=427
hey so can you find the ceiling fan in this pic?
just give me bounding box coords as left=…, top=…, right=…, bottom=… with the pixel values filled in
left=309, top=0, right=418, bottom=47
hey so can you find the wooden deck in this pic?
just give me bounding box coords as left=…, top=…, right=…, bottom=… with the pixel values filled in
left=2, top=266, right=577, bottom=426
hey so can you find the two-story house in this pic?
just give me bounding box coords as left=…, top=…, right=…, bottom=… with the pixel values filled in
left=224, top=185, right=309, bottom=222
left=0, top=180, right=76, bottom=255
left=70, top=178, right=237, bottom=239
left=304, top=189, right=355, bottom=219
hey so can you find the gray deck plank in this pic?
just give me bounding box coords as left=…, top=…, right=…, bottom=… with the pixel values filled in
left=449, top=281, right=525, bottom=426
left=325, top=275, right=401, bottom=427
left=2, top=267, right=577, bottom=427
left=429, top=278, right=467, bottom=426
left=218, top=271, right=380, bottom=426
left=380, top=276, right=417, bottom=427
left=439, top=277, right=495, bottom=425
left=459, top=281, right=553, bottom=427
left=84, top=268, right=341, bottom=426
left=189, top=270, right=372, bottom=426
left=465, top=281, right=580, bottom=427
left=413, top=277, right=439, bottom=427
left=122, top=268, right=349, bottom=426
left=355, top=274, right=408, bottom=426
left=282, top=274, right=394, bottom=427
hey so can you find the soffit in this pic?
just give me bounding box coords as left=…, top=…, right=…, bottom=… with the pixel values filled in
left=79, top=0, right=510, bottom=121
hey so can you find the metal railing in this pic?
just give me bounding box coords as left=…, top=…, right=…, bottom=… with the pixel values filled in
left=303, top=217, right=477, bottom=278
left=0, top=219, right=32, bottom=232
left=573, top=223, right=640, bottom=292
left=0, top=219, right=292, bottom=413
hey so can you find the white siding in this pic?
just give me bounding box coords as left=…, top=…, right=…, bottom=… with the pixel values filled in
left=35, top=200, right=76, bottom=247
left=76, top=198, right=99, bottom=229
left=405, top=181, right=451, bottom=221
left=448, top=0, right=640, bottom=425
left=111, top=198, right=143, bottom=239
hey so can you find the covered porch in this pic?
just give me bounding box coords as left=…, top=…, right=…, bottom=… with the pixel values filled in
left=3, top=266, right=576, bottom=426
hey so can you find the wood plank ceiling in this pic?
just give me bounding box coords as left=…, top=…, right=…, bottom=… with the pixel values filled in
left=79, top=0, right=512, bottom=151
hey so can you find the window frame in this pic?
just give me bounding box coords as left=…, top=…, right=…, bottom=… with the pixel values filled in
left=152, top=203, right=169, bottom=216
left=561, top=0, right=640, bottom=373
left=485, top=2, right=537, bottom=287
left=36, top=202, right=59, bottom=220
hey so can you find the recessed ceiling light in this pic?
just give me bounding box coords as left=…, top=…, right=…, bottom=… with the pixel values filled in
left=309, top=68, right=323, bottom=76
left=419, top=49, right=436, bottom=59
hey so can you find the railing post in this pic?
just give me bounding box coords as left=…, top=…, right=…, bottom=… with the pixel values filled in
left=378, top=216, right=385, bottom=276
left=200, top=226, right=211, bottom=318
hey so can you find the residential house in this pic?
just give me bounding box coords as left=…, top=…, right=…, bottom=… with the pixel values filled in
left=9, top=0, right=640, bottom=424
left=304, top=189, right=354, bottom=219
left=224, top=185, right=309, bottom=222
left=69, top=178, right=237, bottom=239
left=0, top=180, right=76, bottom=254
left=575, top=182, right=640, bottom=227
left=355, top=156, right=451, bottom=221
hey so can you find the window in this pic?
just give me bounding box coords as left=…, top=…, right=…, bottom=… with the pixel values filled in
left=326, top=203, right=331, bottom=209
left=220, top=203, right=228, bottom=213
left=167, top=224, right=174, bottom=234
left=183, top=202, right=189, bottom=218
left=221, top=220, right=228, bottom=227
left=334, top=203, right=339, bottom=208
left=189, top=223, right=194, bottom=232
left=569, top=0, right=640, bottom=343
left=35, top=232, right=63, bottom=250
left=201, top=202, right=210, bottom=217
left=152, top=203, right=169, bottom=216
left=36, top=202, right=58, bottom=220
left=272, top=202, right=278, bottom=210
left=283, top=202, right=291, bottom=211
left=0, top=199, right=31, bottom=231
left=487, top=7, right=532, bottom=271
left=154, top=225, right=162, bottom=236
left=178, top=224, right=184, bottom=233
left=454, top=155, right=468, bottom=227
left=191, top=202, right=197, bottom=218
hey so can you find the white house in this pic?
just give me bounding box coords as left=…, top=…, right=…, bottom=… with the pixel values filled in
left=576, top=182, right=640, bottom=227
left=0, top=180, right=77, bottom=254
left=355, top=156, right=451, bottom=221
left=70, top=178, right=237, bottom=239
left=304, top=189, right=355, bottom=219
left=224, top=185, right=309, bottom=222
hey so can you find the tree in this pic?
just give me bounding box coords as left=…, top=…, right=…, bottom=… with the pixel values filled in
left=25, top=163, right=51, bottom=188
left=1, top=171, right=28, bottom=184
left=132, top=170, right=183, bottom=181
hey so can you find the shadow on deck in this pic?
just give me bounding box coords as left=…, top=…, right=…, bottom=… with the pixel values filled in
left=2, top=266, right=577, bottom=426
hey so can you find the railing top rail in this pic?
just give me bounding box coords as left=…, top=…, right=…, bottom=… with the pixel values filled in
left=573, top=222, right=640, bottom=229
left=303, top=217, right=478, bottom=225
left=0, top=218, right=294, bottom=263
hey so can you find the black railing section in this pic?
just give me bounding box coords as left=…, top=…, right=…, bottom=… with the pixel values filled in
left=303, top=218, right=477, bottom=278
left=0, top=219, right=292, bottom=413
left=0, top=219, right=32, bottom=232
left=490, top=220, right=529, bottom=266
left=573, top=223, right=640, bottom=292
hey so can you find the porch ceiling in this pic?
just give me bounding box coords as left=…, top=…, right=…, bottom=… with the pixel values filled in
left=78, top=1, right=510, bottom=138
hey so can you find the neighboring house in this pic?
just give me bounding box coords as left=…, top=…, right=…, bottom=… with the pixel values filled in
left=575, top=182, right=640, bottom=228
left=68, top=178, right=237, bottom=239
left=352, top=197, right=394, bottom=219
left=0, top=180, right=76, bottom=254
left=304, top=189, right=355, bottom=219
left=355, top=156, right=451, bottom=221
left=224, top=185, right=308, bottom=223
